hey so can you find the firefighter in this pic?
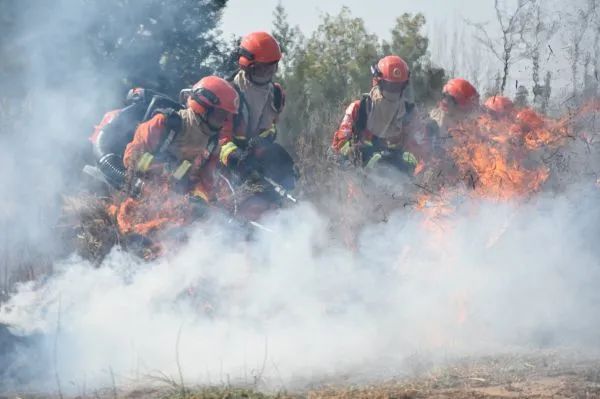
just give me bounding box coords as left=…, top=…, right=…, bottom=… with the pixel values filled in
left=90, top=88, right=148, bottom=144
left=430, top=78, right=480, bottom=132
left=218, top=31, right=295, bottom=191
left=89, top=88, right=184, bottom=191
left=424, top=78, right=480, bottom=157
left=123, top=76, right=239, bottom=212
left=509, top=107, right=548, bottom=151
left=483, top=95, right=515, bottom=119
left=331, top=55, right=419, bottom=173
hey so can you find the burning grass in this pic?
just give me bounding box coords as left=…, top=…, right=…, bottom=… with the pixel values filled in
left=53, top=99, right=600, bottom=264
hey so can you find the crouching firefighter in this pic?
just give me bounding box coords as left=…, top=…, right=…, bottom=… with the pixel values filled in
left=87, top=87, right=184, bottom=193
left=331, top=55, right=420, bottom=174
left=123, top=76, right=239, bottom=215
left=427, top=78, right=480, bottom=150
left=218, top=31, right=296, bottom=195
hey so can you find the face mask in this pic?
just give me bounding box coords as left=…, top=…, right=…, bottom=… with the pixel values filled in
left=381, top=89, right=403, bottom=102
left=249, top=62, right=278, bottom=85
left=378, top=80, right=406, bottom=102
left=203, top=108, right=229, bottom=132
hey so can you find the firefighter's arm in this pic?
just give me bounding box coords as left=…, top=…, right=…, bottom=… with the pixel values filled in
left=218, top=115, right=248, bottom=168
left=219, top=121, right=258, bottom=179
left=123, top=114, right=167, bottom=170
left=332, top=101, right=362, bottom=155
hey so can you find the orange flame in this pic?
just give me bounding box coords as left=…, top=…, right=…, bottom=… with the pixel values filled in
left=447, top=114, right=552, bottom=200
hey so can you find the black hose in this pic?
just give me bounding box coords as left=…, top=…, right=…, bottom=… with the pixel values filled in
left=98, top=153, right=127, bottom=189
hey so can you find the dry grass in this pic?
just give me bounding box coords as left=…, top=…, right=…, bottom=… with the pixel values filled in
left=31, top=353, right=595, bottom=399
left=58, top=194, right=119, bottom=266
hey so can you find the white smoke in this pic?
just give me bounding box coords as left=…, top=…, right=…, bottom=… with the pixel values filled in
left=2, top=185, right=600, bottom=393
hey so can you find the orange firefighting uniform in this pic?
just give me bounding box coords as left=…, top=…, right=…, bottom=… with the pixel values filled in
left=123, top=108, right=220, bottom=201
left=332, top=86, right=421, bottom=163
left=219, top=70, right=285, bottom=167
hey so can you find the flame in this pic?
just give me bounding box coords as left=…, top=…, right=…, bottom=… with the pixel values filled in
left=104, top=170, right=240, bottom=259
left=447, top=115, right=552, bottom=200
left=411, top=100, right=600, bottom=338
left=107, top=179, right=191, bottom=260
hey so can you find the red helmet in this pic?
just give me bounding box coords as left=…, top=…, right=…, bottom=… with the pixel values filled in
left=443, top=78, right=479, bottom=109
left=187, top=76, right=239, bottom=115
left=484, top=95, right=514, bottom=115
left=239, top=31, right=282, bottom=67
left=516, top=108, right=544, bottom=129
left=372, top=55, right=410, bottom=83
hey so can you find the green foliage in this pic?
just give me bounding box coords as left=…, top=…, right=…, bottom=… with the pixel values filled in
left=383, top=12, right=445, bottom=105
left=84, top=0, right=230, bottom=96
left=410, top=61, right=447, bottom=106
left=298, top=7, right=380, bottom=107
left=219, top=34, right=243, bottom=78
left=277, top=7, right=382, bottom=145
left=0, top=0, right=228, bottom=99
left=272, top=1, right=304, bottom=76
left=385, top=13, right=429, bottom=65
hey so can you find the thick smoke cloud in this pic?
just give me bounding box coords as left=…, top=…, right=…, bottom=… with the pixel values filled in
left=1, top=188, right=600, bottom=392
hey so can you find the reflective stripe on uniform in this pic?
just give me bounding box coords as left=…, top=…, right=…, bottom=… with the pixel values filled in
left=259, top=124, right=277, bottom=139
left=172, top=160, right=192, bottom=180
left=340, top=141, right=352, bottom=156
left=403, top=151, right=417, bottom=166
left=366, top=152, right=382, bottom=169
left=220, top=141, right=238, bottom=165
left=137, top=152, right=154, bottom=172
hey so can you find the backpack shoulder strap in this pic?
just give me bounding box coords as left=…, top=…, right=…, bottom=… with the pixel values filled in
left=229, top=79, right=249, bottom=134
left=353, top=94, right=372, bottom=133
left=402, top=101, right=416, bottom=126
left=272, top=82, right=285, bottom=113
left=152, top=108, right=182, bottom=155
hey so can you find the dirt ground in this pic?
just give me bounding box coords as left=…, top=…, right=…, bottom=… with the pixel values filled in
left=304, top=352, right=600, bottom=398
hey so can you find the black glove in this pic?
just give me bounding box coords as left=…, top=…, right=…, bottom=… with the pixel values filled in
left=228, top=148, right=257, bottom=180
left=248, top=135, right=271, bottom=150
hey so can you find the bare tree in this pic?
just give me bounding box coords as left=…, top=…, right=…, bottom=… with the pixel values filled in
left=518, top=0, right=559, bottom=108
left=564, top=2, right=593, bottom=100
left=468, top=0, right=532, bottom=94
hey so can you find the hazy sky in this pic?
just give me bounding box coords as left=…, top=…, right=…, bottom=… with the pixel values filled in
left=221, top=0, right=497, bottom=40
